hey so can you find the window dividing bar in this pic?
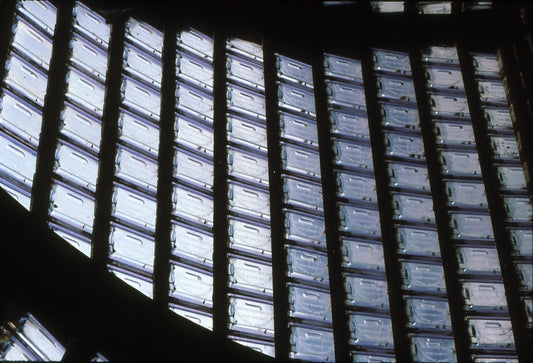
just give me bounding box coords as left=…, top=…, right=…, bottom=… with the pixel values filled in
left=495, top=4, right=533, bottom=196
left=408, top=44, right=473, bottom=362
left=31, top=0, right=73, bottom=223
left=91, top=19, right=126, bottom=269
left=153, top=22, right=176, bottom=308
left=263, top=37, right=289, bottom=361
left=360, top=47, right=412, bottom=362
left=450, top=1, right=462, bottom=16
left=496, top=15, right=533, bottom=197
left=212, top=29, right=229, bottom=339
left=457, top=44, right=533, bottom=362
left=311, top=50, right=351, bottom=363
left=0, top=0, right=15, bottom=87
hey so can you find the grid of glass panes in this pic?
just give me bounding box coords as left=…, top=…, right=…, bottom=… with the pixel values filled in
left=225, top=38, right=275, bottom=356
left=0, top=313, right=66, bottom=361
left=472, top=51, right=533, bottom=334
left=169, top=27, right=215, bottom=330
left=0, top=1, right=57, bottom=210
left=323, top=52, right=396, bottom=361
left=372, top=48, right=456, bottom=361
left=275, top=53, right=334, bottom=361
left=107, top=18, right=163, bottom=298
left=421, top=45, right=518, bottom=361
left=47, top=2, right=109, bottom=258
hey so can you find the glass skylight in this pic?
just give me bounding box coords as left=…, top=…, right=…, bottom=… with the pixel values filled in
left=0, top=2, right=530, bottom=361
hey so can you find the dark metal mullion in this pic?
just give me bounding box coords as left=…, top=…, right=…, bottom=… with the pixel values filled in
left=91, top=19, right=126, bottom=270
left=26, top=1, right=89, bottom=354
left=311, top=50, right=350, bottom=363
left=31, top=1, right=73, bottom=224
left=457, top=42, right=533, bottom=363
left=153, top=22, right=177, bottom=309
left=360, top=48, right=412, bottom=363
left=496, top=3, right=533, bottom=198
left=450, top=0, right=463, bottom=17
left=0, top=0, right=16, bottom=88
left=263, top=37, right=289, bottom=361
left=212, top=29, right=229, bottom=339
left=408, top=44, right=473, bottom=363
left=494, top=3, right=533, bottom=196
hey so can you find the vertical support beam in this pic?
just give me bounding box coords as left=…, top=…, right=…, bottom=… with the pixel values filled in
left=0, top=2, right=16, bottom=322
left=360, top=47, right=412, bottom=362
left=0, top=0, right=15, bottom=86
left=153, top=22, right=177, bottom=309
left=496, top=3, right=533, bottom=197
left=263, top=37, right=289, bottom=361
left=91, top=19, right=126, bottom=270
left=31, top=1, right=74, bottom=221
left=408, top=44, right=473, bottom=363
left=457, top=42, right=533, bottom=362
left=311, top=50, right=350, bottom=363
left=212, top=28, right=229, bottom=339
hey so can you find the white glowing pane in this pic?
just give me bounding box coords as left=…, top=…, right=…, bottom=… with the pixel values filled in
left=60, top=103, right=102, bottom=152
left=109, top=224, right=155, bottom=271
left=126, top=18, right=163, bottom=57
left=91, top=352, right=109, bottom=362
left=71, top=34, right=109, bottom=81
left=73, top=1, right=110, bottom=47
left=12, top=17, right=53, bottom=69
left=179, top=28, right=214, bottom=60
left=112, top=185, right=157, bottom=231
left=54, top=142, right=99, bottom=191
left=0, top=91, right=43, bottom=147
left=18, top=314, right=66, bottom=361
left=232, top=339, right=275, bottom=357
left=49, top=183, right=95, bottom=232
left=5, top=53, right=48, bottom=107
left=4, top=339, right=35, bottom=361
left=227, top=38, right=263, bottom=61
left=115, top=147, right=158, bottom=190
left=66, top=67, right=106, bottom=116
left=170, top=264, right=213, bottom=306
left=170, top=306, right=213, bottom=330
left=0, top=180, right=31, bottom=210
left=229, top=296, right=275, bottom=335
left=371, top=1, right=404, bottom=13
left=417, top=1, right=451, bottom=14
left=110, top=269, right=153, bottom=298
left=118, top=110, right=160, bottom=157
left=52, top=228, right=92, bottom=258
left=0, top=132, right=37, bottom=186
left=17, top=0, right=57, bottom=36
